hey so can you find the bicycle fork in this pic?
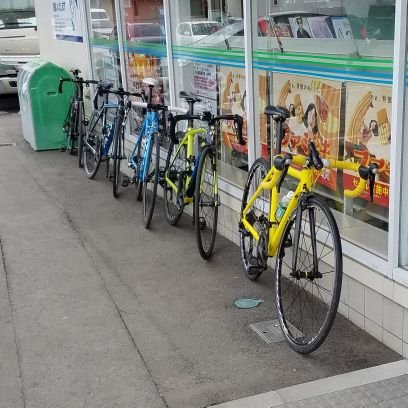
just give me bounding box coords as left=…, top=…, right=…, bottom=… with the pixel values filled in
left=291, top=196, right=321, bottom=280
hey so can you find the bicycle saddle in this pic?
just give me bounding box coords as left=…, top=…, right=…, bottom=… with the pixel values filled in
left=264, top=105, right=290, bottom=121
left=179, top=91, right=201, bottom=103
left=143, top=77, right=158, bottom=87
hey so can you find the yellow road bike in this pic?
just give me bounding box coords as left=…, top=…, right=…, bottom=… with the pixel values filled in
left=239, top=106, right=378, bottom=353
left=164, top=91, right=243, bottom=259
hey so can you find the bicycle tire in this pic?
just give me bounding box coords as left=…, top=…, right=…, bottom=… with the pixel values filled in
left=143, top=132, right=160, bottom=229
left=134, top=138, right=143, bottom=202
left=239, top=158, right=271, bottom=281
left=112, top=117, right=122, bottom=198
left=164, top=140, right=186, bottom=225
left=83, top=110, right=103, bottom=179
left=194, top=145, right=218, bottom=260
left=68, top=102, right=78, bottom=155
left=78, top=105, right=85, bottom=168
left=275, top=195, right=342, bottom=354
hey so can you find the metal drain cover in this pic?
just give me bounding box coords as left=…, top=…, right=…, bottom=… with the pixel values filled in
left=250, top=319, right=303, bottom=344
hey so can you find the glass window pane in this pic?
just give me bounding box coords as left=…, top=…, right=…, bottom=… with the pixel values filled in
left=122, top=0, right=169, bottom=132
left=253, top=0, right=395, bottom=258
left=88, top=0, right=121, bottom=87
left=171, top=1, right=247, bottom=186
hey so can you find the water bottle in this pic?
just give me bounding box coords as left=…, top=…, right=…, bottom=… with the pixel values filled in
left=275, top=191, right=295, bottom=222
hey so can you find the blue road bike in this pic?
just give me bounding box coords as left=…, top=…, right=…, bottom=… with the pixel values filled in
left=128, top=78, right=186, bottom=229
left=83, top=82, right=144, bottom=198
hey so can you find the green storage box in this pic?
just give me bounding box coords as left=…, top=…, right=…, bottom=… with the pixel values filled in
left=17, top=59, right=74, bottom=150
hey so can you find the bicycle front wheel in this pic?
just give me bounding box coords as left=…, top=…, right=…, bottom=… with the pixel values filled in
left=134, top=140, right=143, bottom=202
left=194, top=146, right=218, bottom=260
left=275, top=195, right=342, bottom=354
left=112, top=118, right=122, bottom=198
left=164, top=140, right=186, bottom=225
left=239, top=158, right=271, bottom=281
left=83, top=111, right=103, bottom=179
left=143, top=132, right=160, bottom=228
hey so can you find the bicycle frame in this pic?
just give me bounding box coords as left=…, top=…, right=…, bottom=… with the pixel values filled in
left=129, top=110, right=159, bottom=183
left=85, top=99, right=118, bottom=156
left=164, top=126, right=207, bottom=205
left=241, top=155, right=364, bottom=257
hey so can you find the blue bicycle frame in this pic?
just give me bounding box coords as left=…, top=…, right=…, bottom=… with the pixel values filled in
left=129, top=110, right=159, bottom=183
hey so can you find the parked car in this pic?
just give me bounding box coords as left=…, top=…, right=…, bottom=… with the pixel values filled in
left=175, top=20, right=223, bottom=45
left=0, top=7, right=39, bottom=94
left=126, top=22, right=163, bottom=43
left=90, top=8, right=114, bottom=39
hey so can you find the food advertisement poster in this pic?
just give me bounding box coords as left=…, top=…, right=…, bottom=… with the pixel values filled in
left=344, top=84, right=391, bottom=208
left=219, top=67, right=247, bottom=154
left=272, top=74, right=342, bottom=191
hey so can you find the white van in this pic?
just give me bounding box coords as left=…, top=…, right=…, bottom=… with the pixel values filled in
left=0, top=6, right=39, bottom=94
left=90, top=8, right=114, bottom=39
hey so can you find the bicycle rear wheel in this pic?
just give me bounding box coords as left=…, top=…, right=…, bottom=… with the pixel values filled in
left=67, top=102, right=78, bottom=155
left=83, top=111, right=103, bottom=179
left=164, top=139, right=186, bottom=225
left=239, top=158, right=271, bottom=281
left=143, top=132, right=160, bottom=228
left=194, top=145, right=218, bottom=260
left=112, top=118, right=122, bottom=198
left=275, top=195, right=342, bottom=354
left=78, top=104, right=85, bottom=168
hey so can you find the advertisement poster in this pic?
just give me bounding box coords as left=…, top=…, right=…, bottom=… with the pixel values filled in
left=193, top=62, right=217, bottom=114
left=344, top=84, right=391, bottom=208
left=51, top=0, right=83, bottom=42
left=219, top=67, right=247, bottom=154
left=126, top=53, right=164, bottom=103
left=272, top=73, right=342, bottom=191
left=126, top=53, right=165, bottom=131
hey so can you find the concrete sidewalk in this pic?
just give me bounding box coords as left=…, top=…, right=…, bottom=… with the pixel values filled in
left=0, top=109, right=402, bottom=408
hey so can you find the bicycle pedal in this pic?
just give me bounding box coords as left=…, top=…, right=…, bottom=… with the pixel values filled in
left=199, top=217, right=206, bottom=231
left=121, top=177, right=130, bottom=187
left=284, top=236, right=292, bottom=248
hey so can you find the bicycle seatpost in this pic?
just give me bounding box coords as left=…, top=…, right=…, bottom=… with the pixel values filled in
left=188, top=101, right=194, bottom=128
left=147, top=85, right=154, bottom=107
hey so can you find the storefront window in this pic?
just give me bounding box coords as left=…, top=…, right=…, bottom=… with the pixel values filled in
left=253, top=1, right=395, bottom=258
left=170, top=1, right=247, bottom=186
left=399, top=8, right=408, bottom=269
left=88, top=0, right=121, bottom=87
left=121, top=0, right=169, bottom=132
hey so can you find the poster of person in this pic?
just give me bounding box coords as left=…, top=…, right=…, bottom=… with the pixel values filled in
left=193, top=62, right=217, bottom=114
left=289, top=17, right=312, bottom=39
left=219, top=67, right=247, bottom=156
left=272, top=73, right=342, bottom=191
left=344, top=84, right=391, bottom=208
left=51, top=0, right=83, bottom=42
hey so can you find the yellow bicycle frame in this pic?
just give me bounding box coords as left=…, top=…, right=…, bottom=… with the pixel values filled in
left=164, top=126, right=207, bottom=205
left=241, top=154, right=366, bottom=257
